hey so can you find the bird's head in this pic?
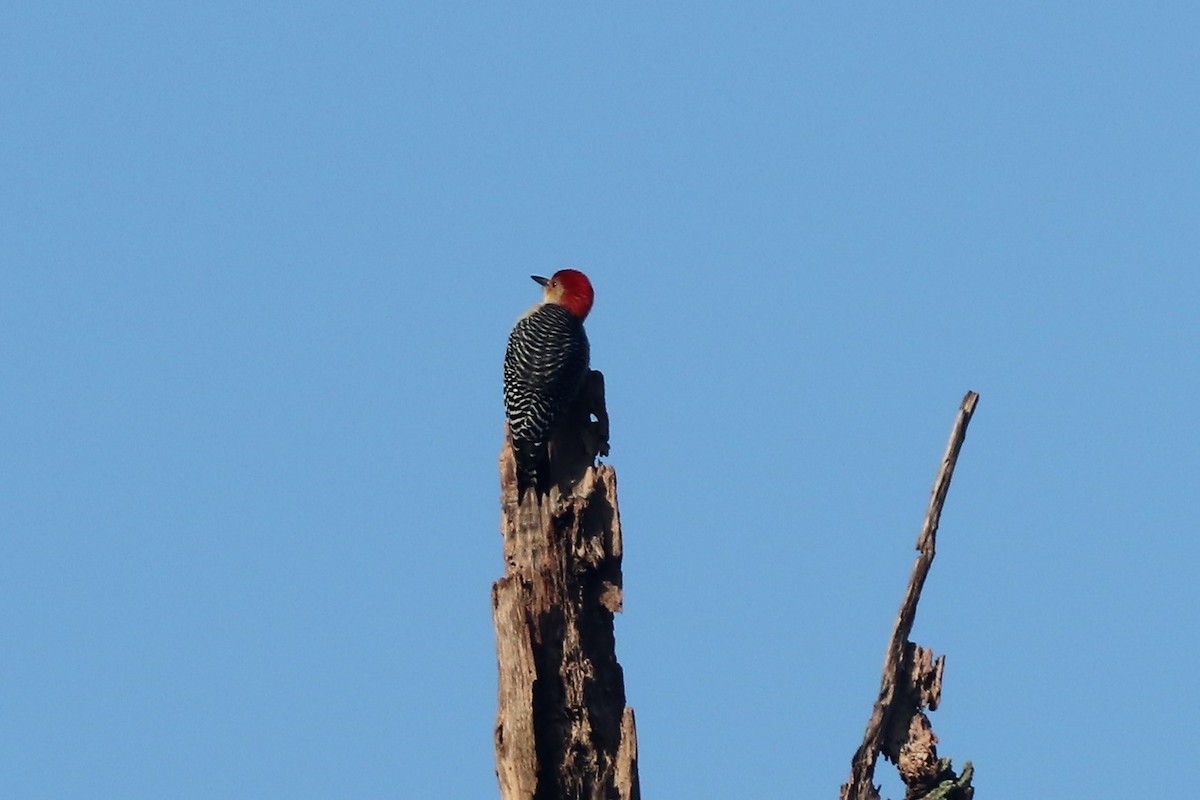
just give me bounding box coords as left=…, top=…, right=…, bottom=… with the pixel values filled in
left=532, top=269, right=594, bottom=320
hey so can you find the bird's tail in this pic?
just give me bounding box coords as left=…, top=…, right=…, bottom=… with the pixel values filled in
left=514, top=439, right=551, bottom=504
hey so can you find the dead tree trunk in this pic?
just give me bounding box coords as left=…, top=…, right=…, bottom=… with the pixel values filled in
left=840, top=391, right=980, bottom=800
left=493, top=370, right=640, bottom=800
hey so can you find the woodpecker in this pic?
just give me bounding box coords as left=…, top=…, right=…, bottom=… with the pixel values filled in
left=503, top=269, right=595, bottom=503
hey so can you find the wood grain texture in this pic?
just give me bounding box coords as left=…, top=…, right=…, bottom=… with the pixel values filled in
left=494, top=370, right=639, bottom=800
left=840, top=392, right=979, bottom=800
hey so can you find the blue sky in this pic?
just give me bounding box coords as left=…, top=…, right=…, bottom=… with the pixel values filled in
left=3, top=3, right=1197, bottom=798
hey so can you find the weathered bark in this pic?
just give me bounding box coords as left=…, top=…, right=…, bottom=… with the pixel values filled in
left=493, top=370, right=640, bottom=800
left=840, top=391, right=980, bottom=800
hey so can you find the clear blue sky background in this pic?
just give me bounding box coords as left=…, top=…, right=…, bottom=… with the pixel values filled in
left=3, top=3, right=1197, bottom=798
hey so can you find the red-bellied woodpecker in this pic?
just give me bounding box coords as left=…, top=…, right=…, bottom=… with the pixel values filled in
left=503, top=269, right=595, bottom=503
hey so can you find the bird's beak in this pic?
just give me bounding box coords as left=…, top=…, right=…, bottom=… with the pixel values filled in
left=531, top=275, right=549, bottom=287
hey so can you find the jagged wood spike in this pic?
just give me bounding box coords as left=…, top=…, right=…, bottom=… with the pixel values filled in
left=493, top=370, right=638, bottom=800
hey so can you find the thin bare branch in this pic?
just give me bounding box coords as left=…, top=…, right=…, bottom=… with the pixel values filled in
left=840, top=391, right=979, bottom=800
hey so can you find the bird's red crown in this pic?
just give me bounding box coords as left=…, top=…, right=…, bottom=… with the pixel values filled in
left=537, top=269, right=594, bottom=320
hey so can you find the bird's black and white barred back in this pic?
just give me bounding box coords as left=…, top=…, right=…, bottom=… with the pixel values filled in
left=504, top=301, right=591, bottom=502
